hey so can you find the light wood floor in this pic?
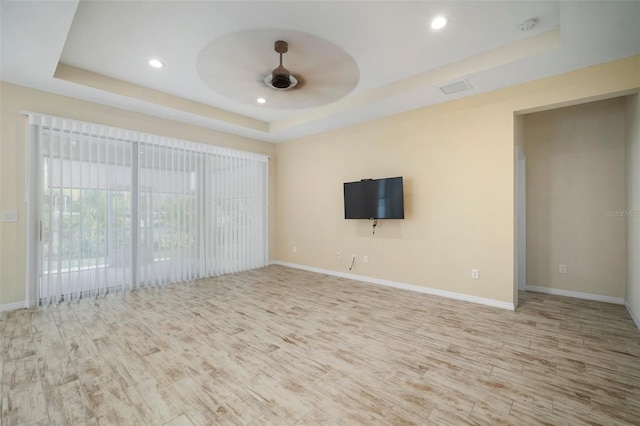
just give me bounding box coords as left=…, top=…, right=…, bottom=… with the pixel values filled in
left=2, top=265, right=639, bottom=425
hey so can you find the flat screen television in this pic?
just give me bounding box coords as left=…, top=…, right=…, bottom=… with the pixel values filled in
left=344, top=177, right=404, bottom=219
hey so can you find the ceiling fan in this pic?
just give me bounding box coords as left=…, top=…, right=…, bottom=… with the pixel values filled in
left=196, top=29, right=359, bottom=109
left=264, top=40, right=298, bottom=91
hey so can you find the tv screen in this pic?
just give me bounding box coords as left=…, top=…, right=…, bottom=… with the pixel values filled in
left=344, top=177, right=404, bottom=219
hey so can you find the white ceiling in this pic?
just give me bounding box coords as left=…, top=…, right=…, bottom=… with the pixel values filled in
left=1, top=1, right=639, bottom=143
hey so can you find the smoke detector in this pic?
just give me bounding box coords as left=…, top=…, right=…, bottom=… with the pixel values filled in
left=519, top=18, right=537, bottom=31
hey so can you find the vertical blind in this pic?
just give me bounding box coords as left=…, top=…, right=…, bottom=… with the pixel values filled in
left=29, top=113, right=268, bottom=304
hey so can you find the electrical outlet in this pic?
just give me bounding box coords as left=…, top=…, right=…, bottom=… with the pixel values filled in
left=363, top=255, right=369, bottom=264
left=471, top=269, right=479, bottom=280
left=559, top=264, right=567, bottom=274
left=336, top=252, right=341, bottom=258
left=292, top=246, right=297, bottom=253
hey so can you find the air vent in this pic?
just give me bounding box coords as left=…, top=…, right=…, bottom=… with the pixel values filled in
left=439, top=79, right=472, bottom=95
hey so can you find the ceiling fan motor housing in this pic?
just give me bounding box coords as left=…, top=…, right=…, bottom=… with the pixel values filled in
left=271, top=65, right=291, bottom=89
left=267, top=40, right=296, bottom=90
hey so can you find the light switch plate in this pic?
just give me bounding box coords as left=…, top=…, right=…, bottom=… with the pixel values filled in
left=1, top=211, right=18, bottom=222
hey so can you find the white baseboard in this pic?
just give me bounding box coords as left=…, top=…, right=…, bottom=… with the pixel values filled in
left=270, top=261, right=515, bottom=311
left=625, top=300, right=640, bottom=331
left=525, top=285, right=624, bottom=305
left=0, top=300, right=28, bottom=313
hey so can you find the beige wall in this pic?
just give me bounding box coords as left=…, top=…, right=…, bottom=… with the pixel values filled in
left=1, top=56, right=639, bottom=308
left=524, top=98, right=627, bottom=298
left=277, top=103, right=515, bottom=303
left=276, top=55, right=640, bottom=306
left=0, top=82, right=277, bottom=306
left=626, top=94, right=640, bottom=323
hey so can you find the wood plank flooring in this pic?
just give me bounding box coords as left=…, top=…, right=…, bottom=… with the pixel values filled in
left=2, top=265, right=639, bottom=425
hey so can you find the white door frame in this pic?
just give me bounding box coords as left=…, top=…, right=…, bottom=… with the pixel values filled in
left=517, top=146, right=527, bottom=292
left=25, top=121, right=41, bottom=308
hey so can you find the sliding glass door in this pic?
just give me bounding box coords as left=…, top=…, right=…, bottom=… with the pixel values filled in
left=29, top=114, right=268, bottom=305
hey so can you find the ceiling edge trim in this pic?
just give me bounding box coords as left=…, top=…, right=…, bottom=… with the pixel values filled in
left=514, top=88, right=640, bottom=116
left=269, top=28, right=562, bottom=133
left=53, top=63, right=269, bottom=133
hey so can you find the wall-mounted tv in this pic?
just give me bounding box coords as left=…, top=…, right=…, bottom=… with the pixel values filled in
left=344, top=177, right=404, bottom=219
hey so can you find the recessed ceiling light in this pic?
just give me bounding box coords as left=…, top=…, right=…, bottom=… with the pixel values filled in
left=430, top=16, right=448, bottom=30
left=257, top=97, right=266, bottom=104
left=149, top=59, right=165, bottom=69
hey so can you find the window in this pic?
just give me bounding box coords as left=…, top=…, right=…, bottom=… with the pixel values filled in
left=28, top=114, right=268, bottom=304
